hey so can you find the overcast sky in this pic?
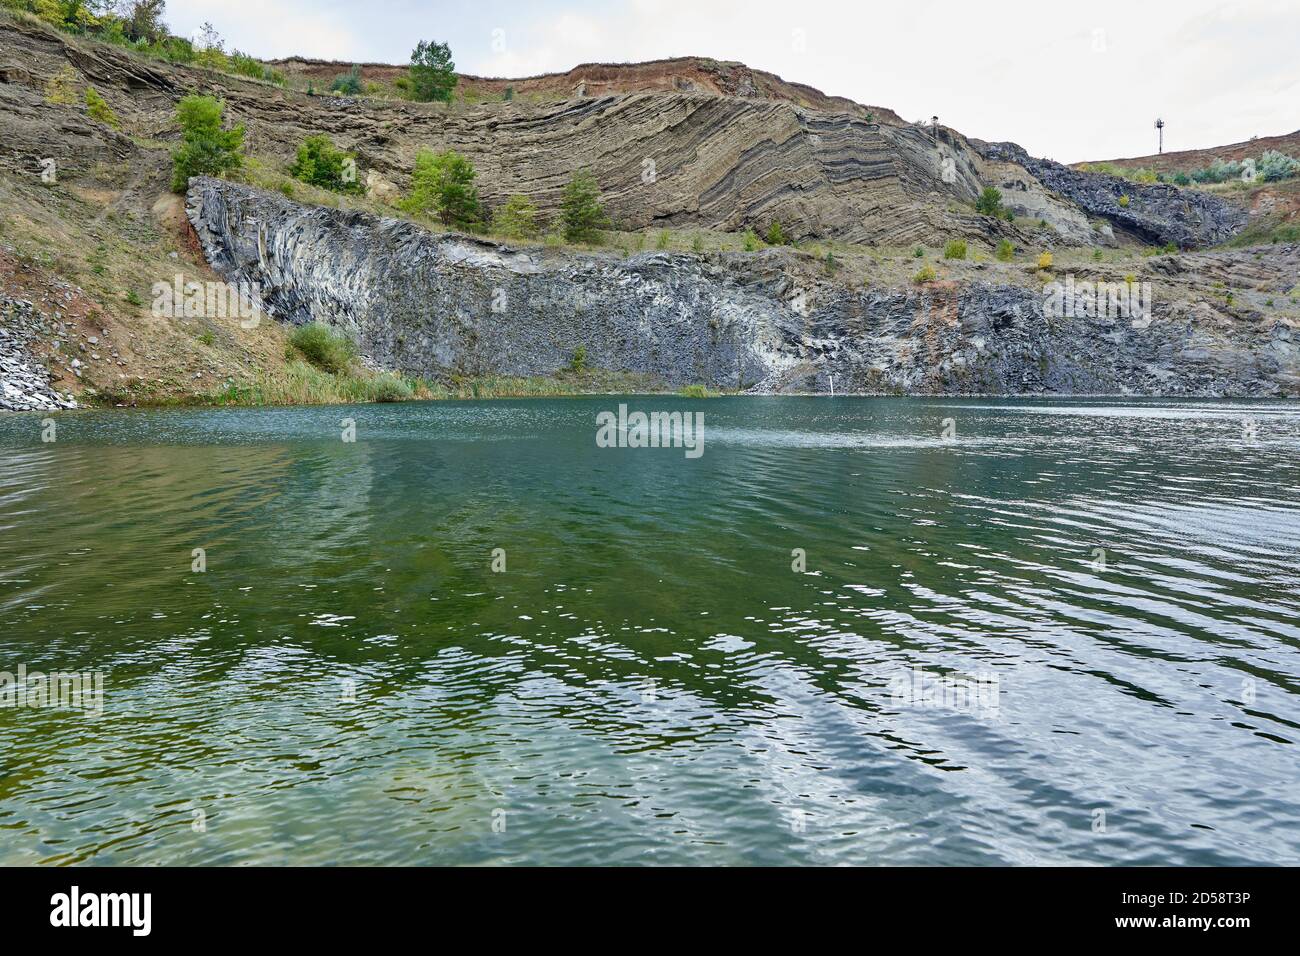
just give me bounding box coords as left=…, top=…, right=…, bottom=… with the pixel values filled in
left=167, top=0, right=1299, bottom=163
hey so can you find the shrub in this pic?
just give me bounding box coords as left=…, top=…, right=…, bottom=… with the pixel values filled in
left=84, top=85, right=120, bottom=128
left=331, top=65, right=363, bottom=95
left=913, top=264, right=937, bottom=284
left=974, top=186, right=1003, bottom=217
left=912, top=246, right=924, bottom=258
left=410, top=39, right=456, bottom=102
left=766, top=221, right=790, bottom=246
left=1092, top=249, right=1103, bottom=261
left=742, top=228, right=762, bottom=251
left=1170, top=171, right=1191, bottom=186
left=229, top=51, right=267, bottom=81
left=678, top=384, right=712, bottom=398
left=45, top=65, right=78, bottom=105
left=170, top=94, right=245, bottom=193
left=400, top=149, right=481, bottom=228
left=1118, top=195, right=1130, bottom=207
left=1192, top=158, right=1243, bottom=184
left=943, top=239, right=967, bottom=260
left=492, top=194, right=539, bottom=239
left=289, top=323, right=356, bottom=374
left=503, top=86, right=514, bottom=101
left=1258, top=150, right=1300, bottom=182
left=559, top=170, right=608, bottom=243
left=192, top=22, right=228, bottom=71
left=995, top=238, right=1014, bottom=261
left=656, top=230, right=671, bottom=250
left=569, top=345, right=588, bottom=373
left=369, top=374, right=413, bottom=402
left=289, top=135, right=362, bottom=194
left=1037, top=251, right=1053, bottom=270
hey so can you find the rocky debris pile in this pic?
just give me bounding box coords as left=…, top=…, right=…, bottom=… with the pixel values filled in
left=0, top=297, right=77, bottom=412
left=189, top=178, right=1299, bottom=397
left=974, top=141, right=1249, bottom=249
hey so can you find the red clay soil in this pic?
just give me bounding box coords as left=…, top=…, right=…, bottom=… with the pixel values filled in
left=266, top=54, right=905, bottom=123
left=1078, top=129, right=1300, bottom=173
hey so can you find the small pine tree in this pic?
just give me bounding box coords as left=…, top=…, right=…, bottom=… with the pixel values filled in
left=410, top=40, right=456, bottom=103
left=289, top=135, right=362, bottom=194
left=331, top=65, right=363, bottom=95
left=493, top=194, right=539, bottom=239
left=742, top=228, right=762, bottom=252
left=975, top=186, right=1003, bottom=217
left=401, top=149, right=481, bottom=228
left=170, top=95, right=245, bottom=193
left=766, top=221, right=790, bottom=246
left=559, top=170, right=608, bottom=243
left=995, top=238, right=1014, bottom=262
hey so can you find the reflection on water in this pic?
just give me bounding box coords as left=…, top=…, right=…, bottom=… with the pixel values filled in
left=0, top=396, right=1298, bottom=865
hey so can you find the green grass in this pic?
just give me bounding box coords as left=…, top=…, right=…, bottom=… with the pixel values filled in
left=677, top=384, right=720, bottom=398
left=288, top=322, right=356, bottom=374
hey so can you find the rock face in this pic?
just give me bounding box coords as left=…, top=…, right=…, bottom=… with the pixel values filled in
left=0, top=15, right=1248, bottom=249
left=0, top=297, right=77, bottom=411
left=976, top=141, right=1249, bottom=248
left=188, top=178, right=1299, bottom=396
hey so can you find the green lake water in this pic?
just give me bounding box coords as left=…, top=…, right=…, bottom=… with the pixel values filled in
left=1, top=396, right=1298, bottom=865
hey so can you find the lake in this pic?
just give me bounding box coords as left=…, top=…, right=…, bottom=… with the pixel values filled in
left=1, top=396, right=1298, bottom=865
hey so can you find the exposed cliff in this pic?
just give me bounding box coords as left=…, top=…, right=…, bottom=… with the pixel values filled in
left=0, top=14, right=1245, bottom=249
left=188, top=178, right=1300, bottom=397
left=975, top=141, right=1249, bottom=248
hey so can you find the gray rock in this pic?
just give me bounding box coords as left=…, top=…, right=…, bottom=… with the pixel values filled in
left=187, top=177, right=1299, bottom=397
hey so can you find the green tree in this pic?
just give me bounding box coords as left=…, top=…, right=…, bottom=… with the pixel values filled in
left=559, top=170, right=608, bottom=243
left=995, top=238, right=1014, bottom=261
left=409, top=40, right=456, bottom=102
left=766, top=221, right=789, bottom=245
left=331, top=65, right=363, bottom=95
left=974, top=186, right=1003, bottom=217
left=401, top=149, right=481, bottom=228
left=492, top=194, right=539, bottom=239
left=170, top=94, right=245, bottom=193
left=289, top=135, right=362, bottom=193
left=121, top=0, right=168, bottom=44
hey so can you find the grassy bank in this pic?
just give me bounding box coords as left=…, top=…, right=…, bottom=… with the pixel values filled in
left=85, top=356, right=703, bottom=408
